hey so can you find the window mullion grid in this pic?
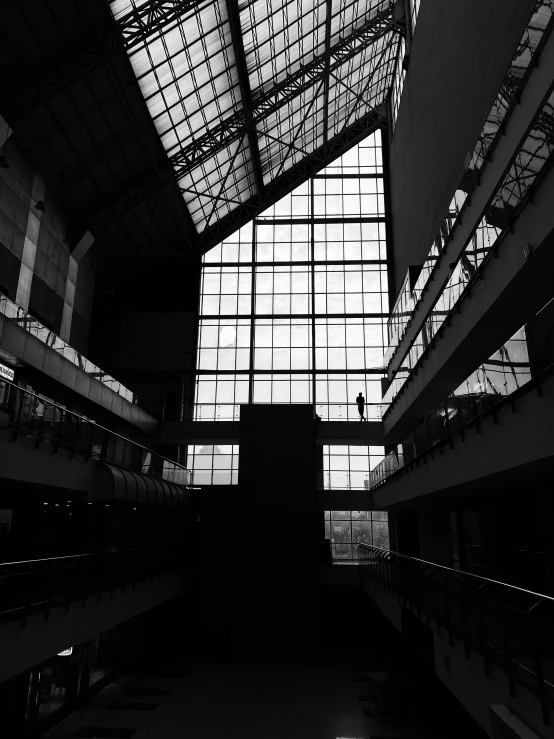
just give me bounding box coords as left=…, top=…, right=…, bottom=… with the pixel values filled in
left=310, top=176, right=317, bottom=408
left=248, top=221, right=257, bottom=404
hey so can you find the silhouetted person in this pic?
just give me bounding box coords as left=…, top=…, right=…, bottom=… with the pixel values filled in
left=356, top=392, right=366, bottom=422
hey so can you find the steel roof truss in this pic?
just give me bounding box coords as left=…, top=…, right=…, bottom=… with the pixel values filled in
left=168, top=5, right=398, bottom=175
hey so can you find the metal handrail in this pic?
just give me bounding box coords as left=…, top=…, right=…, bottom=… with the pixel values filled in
left=372, top=360, right=554, bottom=493
left=0, top=377, right=191, bottom=485
left=357, top=544, right=554, bottom=720
left=0, top=291, right=138, bottom=405
left=357, top=544, right=554, bottom=605
left=382, top=79, right=554, bottom=414
left=0, top=545, right=182, bottom=622
left=192, top=402, right=384, bottom=422
left=385, top=5, right=554, bottom=365
left=1, top=553, right=95, bottom=567
left=0, top=545, right=170, bottom=573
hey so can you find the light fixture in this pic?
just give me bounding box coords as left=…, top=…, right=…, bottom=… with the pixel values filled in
left=0, top=156, right=8, bottom=169
left=34, top=200, right=46, bottom=211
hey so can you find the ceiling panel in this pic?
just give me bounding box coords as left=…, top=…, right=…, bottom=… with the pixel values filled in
left=110, top=0, right=400, bottom=235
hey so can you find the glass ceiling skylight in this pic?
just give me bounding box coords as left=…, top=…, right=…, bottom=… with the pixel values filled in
left=110, top=0, right=400, bottom=234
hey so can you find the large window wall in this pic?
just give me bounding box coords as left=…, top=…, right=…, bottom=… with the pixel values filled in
left=195, top=131, right=389, bottom=423
left=323, top=445, right=385, bottom=490
left=325, top=510, right=390, bottom=559
left=190, top=131, right=390, bottom=492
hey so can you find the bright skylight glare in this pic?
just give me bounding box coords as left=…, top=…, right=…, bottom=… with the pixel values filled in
left=110, top=0, right=401, bottom=234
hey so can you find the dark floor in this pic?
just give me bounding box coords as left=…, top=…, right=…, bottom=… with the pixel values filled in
left=40, top=588, right=489, bottom=739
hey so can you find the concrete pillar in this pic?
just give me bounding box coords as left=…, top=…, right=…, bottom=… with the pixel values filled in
left=60, top=231, right=95, bottom=343
left=234, top=404, right=319, bottom=665
left=15, top=174, right=44, bottom=311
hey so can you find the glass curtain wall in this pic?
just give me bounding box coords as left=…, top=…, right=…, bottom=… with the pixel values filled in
left=325, top=510, right=389, bottom=559
left=189, top=130, right=390, bottom=485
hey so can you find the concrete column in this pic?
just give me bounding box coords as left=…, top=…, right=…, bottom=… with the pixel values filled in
left=60, top=231, right=94, bottom=343
left=15, top=174, right=44, bottom=311
left=234, top=404, right=319, bottom=665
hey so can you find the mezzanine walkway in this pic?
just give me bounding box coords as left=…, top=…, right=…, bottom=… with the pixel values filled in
left=155, top=419, right=384, bottom=447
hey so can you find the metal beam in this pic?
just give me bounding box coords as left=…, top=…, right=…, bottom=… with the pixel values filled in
left=90, top=106, right=386, bottom=238
left=0, top=28, right=121, bottom=118
left=224, top=0, right=264, bottom=197
left=88, top=8, right=396, bottom=234
left=322, top=0, right=333, bottom=155
left=197, top=109, right=386, bottom=252
left=273, top=80, right=325, bottom=180
left=115, top=0, right=206, bottom=51
left=168, top=5, right=398, bottom=174
left=155, top=418, right=384, bottom=446
left=1, top=0, right=205, bottom=118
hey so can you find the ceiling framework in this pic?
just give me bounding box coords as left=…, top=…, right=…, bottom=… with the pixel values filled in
left=0, top=0, right=200, bottom=255
left=198, top=107, right=387, bottom=251
left=109, top=0, right=402, bottom=240
left=118, top=0, right=207, bottom=50
left=0, top=0, right=401, bottom=262
left=1, top=1, right=205, bottom=120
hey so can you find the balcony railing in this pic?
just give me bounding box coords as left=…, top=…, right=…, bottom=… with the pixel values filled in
left=0, top=546, right=181, bottom=623
left=193, top=402, right=383, bottom=422
left=384, top=2, right=554, bottom=365
left=372, top=360, right=554, bottom=493
left=0, top=292, right=137, bottom=405
left=0, top=378, right=190, bottom=486
left=382, top=84, right=554, bottom=413
left=366, top=449, right=404, bottom=489
left=358, top=544, right=554, bottom=722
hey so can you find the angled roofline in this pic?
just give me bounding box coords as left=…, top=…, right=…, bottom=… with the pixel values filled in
left=197, top=112, right=388, bottom=253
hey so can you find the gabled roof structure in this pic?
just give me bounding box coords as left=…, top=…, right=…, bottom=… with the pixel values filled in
left=110, top=0, right=402, bottom=247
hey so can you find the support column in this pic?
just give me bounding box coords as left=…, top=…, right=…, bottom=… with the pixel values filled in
left=60, top=231, right=95, bottom=343
left=15, top=174, right=44, bottom=311
left=234, top=404, right=319, bottom=665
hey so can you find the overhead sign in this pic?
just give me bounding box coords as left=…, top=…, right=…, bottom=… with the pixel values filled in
left=0, top=362, right=14, bottom=382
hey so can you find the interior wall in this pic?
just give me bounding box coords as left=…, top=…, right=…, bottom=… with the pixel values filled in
left=110, top=311, right=196, bottom=422
left=234, top=405, right=319, bottom=665
left=0, top=577, right=182, bottom=683
left=0, top=140, right=95, bottom=351
left=389, top=0, right=535, bottom=290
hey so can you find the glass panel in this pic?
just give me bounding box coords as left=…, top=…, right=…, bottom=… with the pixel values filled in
left=323, top=445, right=386, bottom=489
left=113, top=0, right=401, bottom=230
left=191, top=131, right=391, bottom=483
left=324, top=509, right=390, bottom=560
left=384, top=3, right=554, bottom=369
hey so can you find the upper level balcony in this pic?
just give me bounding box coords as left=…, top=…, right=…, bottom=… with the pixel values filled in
left=0, top=293, right=156, bottom=433
left=381, top=78, right=554, bottom=441
left=383, top=3, right=554, bottom=383
left=0, top=377, right=191, bottom=503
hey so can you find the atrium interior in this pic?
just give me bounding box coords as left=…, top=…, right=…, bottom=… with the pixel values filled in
left=0, top=1, right=554, bottom=738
